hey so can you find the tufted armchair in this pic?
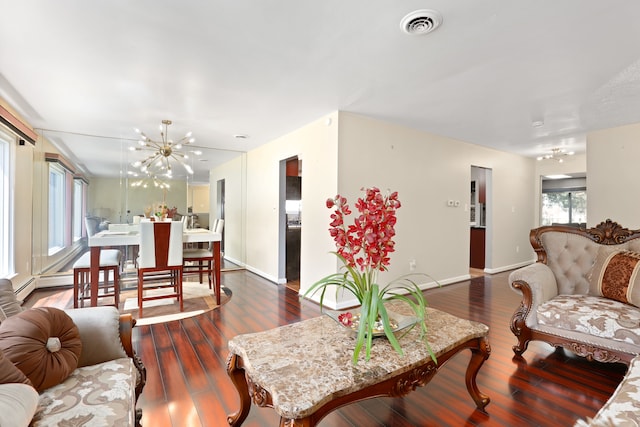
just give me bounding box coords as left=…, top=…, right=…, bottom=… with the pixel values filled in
left=509, top=219, right=640, bottom=365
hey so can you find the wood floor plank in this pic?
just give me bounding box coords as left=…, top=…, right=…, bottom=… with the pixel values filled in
left=135, top=326, right=165, bottom=404
left=23, top=267, right=628, bottom=426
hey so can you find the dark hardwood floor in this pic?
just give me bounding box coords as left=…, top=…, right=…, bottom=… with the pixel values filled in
left=25, top=269, right=627, bottom=426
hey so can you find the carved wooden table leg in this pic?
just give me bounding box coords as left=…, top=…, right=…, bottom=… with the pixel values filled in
left=465, top=336, right=491, bottom=411
left=279, top=417, right=313, bottom=427
left=227, top=354, right=252, bottom=426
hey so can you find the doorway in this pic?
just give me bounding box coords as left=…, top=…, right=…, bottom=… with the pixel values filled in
left=216, top=179, right=225, bottom=254
left=470, top=166, right=492, bottom=274
left=282, top=157, right=301, bottom=290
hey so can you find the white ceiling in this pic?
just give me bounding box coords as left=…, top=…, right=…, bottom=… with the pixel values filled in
left=2, top=1, right=640, bottom=183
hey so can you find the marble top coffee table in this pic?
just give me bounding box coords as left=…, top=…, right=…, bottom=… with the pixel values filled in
left=226, top=302, right=490, bottom=427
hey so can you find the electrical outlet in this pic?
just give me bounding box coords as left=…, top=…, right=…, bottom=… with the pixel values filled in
left=516, top=246, right=520, bottom=253
left=409, top=259, right=416, bottom=271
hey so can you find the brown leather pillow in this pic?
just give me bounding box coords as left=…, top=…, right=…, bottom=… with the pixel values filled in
left=0, top=348, right=32, bottom=386
left=0, top=307, right=82, bottom=391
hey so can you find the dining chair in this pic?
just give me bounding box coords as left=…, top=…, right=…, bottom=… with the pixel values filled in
left=84, top=216, right=101, bottom=237
left=182, top=219, right=224, bottom=292
left=137, top=221, right=184, bottom=317
left=72, top=249, right=122, bottom=308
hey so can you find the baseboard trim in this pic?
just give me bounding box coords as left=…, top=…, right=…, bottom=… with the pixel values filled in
left=223, top=256, right=246, bottom=269
left=36, top=273, right=74, bottom=288
left=484, top=259, right=535, bottom=275
left=244, top=265, right=279, bottom=285
left=15, top=277, right=37, bottom=303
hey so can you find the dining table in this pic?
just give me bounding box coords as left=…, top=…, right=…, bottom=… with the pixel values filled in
left=87, top=224, right=223, bottom=306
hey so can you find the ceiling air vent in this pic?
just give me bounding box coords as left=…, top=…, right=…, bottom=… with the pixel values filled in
left=400, top=9, right=443, bottom=36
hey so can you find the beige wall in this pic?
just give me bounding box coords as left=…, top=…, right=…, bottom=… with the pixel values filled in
left=337, top=113, right=536, bottom=294
left=588, top=123, right=640, bottom=228
left=213, top=111, right=538, bottom=309
left=211, top=113, right=340, bottom=302
left=242, top=112, right=339, bottom=288
left=210, top=154, right=246, bottom=266
left=189, top=185, right=210, bottom=214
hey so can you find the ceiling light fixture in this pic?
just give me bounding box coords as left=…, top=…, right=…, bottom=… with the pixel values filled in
left=536, top=148, right=575, bottom=163
left=543, top=174, right=572, bottom=180
left=131, top=119, right=195, bottom=177
left=130, top=175, right=171, bottom=190
left=127, top=170, right=171, bottom=189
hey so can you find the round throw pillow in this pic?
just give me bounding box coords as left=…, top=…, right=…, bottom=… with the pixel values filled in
left=0, top=307, right=82, bottom=392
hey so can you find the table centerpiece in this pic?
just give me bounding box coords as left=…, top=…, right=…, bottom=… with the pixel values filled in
left=304, top=187, right=437, bottom=365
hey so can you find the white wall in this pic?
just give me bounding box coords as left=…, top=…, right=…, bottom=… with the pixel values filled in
left=242, top=113, right=339, bottom=287
left=337, top=113, right=537, bottom=291
left=588, top=123, right=640, bottom=228
left=213, top=111, right=538, bottom=309
left=210, top=154, right=246, bottom=266
left=211, top=113, right=340, bottom=290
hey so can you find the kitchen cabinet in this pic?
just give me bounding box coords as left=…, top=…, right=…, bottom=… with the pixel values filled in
left=470, top=227, right=485, bottom=269
left=286, top=227, right=301, bottom=281
left=286, top=176, right=301, bottom=200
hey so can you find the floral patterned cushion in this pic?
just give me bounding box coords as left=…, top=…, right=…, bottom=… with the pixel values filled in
left=584, top=355, right=640, bottom=426
left=537, top=295, right=640, bottom=346
left=31, top=357, right=136, bottom=427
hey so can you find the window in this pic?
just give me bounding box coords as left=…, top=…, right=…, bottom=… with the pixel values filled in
left=541, top=175, right=587, bottom=226
left=0, top=127, right=15, bottom=277
left=45, top=154, right=84, bottom=259
left=48, top=163, right=66, bottom=254
left=72, top=179, right=86, bottom=241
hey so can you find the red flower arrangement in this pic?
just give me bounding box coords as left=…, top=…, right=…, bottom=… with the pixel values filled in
left=305, top=187, right=435, bottom=364
left=326, top=187, right=400, bottom=273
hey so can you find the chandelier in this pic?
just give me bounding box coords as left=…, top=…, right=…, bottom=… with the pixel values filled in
left=131, top=119, right=194, bottom=177
left=536, top=148, right=575, bottom=163
left=128, top=170, right=171, bottom=190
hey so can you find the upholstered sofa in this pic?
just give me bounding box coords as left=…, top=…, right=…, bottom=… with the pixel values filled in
left=0, top=279, right=146, bottom=427
left=509, top=220, right=640, bottom=425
